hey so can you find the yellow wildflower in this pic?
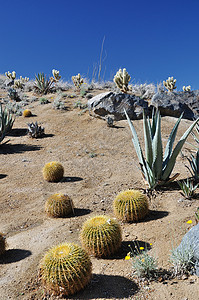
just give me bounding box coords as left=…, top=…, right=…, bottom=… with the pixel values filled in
left=125, top=255, right=131, bottom=260
left=140, top=247, right=144, bottom=250
left=186, top=220, right=192, bottom=224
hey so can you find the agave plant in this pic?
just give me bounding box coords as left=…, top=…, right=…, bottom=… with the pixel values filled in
left=27, top=122, right=44, bottom=138
left=34, top=73, right=54, bottom=95
left=125, top=109, right=199, bottom=189
left=186, top=150, right=199, bottom=181
left=178, top=179, right=198, bottom=199
left=0, top=103, right=15, bottom=143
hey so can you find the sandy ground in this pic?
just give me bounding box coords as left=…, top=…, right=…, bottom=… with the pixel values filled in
left=0, top=88, right=199, bottom=300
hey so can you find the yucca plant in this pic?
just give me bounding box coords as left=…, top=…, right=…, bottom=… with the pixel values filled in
left=125, top=109, right=199, bottom=189
left=177, top=179, right=198, bottom=199
left=34, top=73, right=54, bottom=95
left=0, top=103, right=15, bottom=143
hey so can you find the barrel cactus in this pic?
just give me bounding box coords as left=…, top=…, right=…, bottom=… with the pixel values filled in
left=0, top=233, right=6, bottom=256
left=45, top=193, right=74, bottom=217
left=23, top=109, right=32, bottom=117
left=80, top=215, right=122, bottom=258
left=39, top=243, right=92, bottom=296
left=42, top=161, right=64, bottom=182
left=113, top=189, right=149, bottom=222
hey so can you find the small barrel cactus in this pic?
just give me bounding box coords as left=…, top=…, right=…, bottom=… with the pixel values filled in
left=39, top=242, right=92, bottom=296
left=45, top=193, right=74, bottom=217
left=23, top=109, right=32, bottom=117
left=42, top=161, right=64, bottom=182
left=0, top=233, right=6, bottom=256
left=113, top=189, right=149, bottom=222
left=80, top=215, right=122, bottom=258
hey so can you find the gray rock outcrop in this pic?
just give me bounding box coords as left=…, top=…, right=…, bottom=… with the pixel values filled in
left=151, top=91, right=199, bottom=120
left=87, top=92, right=149, bottom=120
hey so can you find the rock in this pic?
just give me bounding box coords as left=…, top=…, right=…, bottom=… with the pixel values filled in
left=88, top=92, right=149, bottom=120
left=151, top=90, right=199, bottom=120
left=176, top=223, right=199, bottom=276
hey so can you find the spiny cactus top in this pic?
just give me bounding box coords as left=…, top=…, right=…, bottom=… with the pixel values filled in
left=39, top=243, right=92, bottom=296
left=45, top=193, right=74, bottom=217
left=80, top=215, right=122, bottom=258
left=113, top=189, right=149, bottom=222
left=42, top=161, right=64, bottom=182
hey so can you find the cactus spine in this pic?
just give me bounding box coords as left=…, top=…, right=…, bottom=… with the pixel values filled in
left=113, top=190, right=149, bottom=222
left=163, top=76, right=177, bottom=92
left=80, top=215, right=122, bottom=258
left=39, top=243, right=92, bottom=296
left=0, top=233, right=6, bottom=256
left=45, top=193, right=74, bottom=217
left=42, top=161, right=64, bottom=182
left=113, top=68, right=131, bottom=93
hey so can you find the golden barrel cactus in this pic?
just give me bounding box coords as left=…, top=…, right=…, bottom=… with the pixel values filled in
left=113, top=189, right=149, bottom=222
left=23, top=109, right=32, bottom=117
left=42, top=161, right=64, bottom=182
left=0, top=233, right=6, bottom=256
left=45, top=193, right=74, bottom=217
left=39, top=243, right=92, bottom=296
left=80, top=215, right=122, bottom=258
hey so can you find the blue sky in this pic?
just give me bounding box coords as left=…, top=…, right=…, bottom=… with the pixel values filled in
left=1, top=0, right=199, bottom=90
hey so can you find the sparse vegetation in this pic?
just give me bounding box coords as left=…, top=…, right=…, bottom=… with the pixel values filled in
left=27, top=122, right=45, bottom=138
left=178, top=179, right=198, bottom=199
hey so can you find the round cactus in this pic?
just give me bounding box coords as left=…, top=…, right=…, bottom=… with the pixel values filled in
left=113, top=189, right=149, bottom=222
left=45, top=193, right=74, bottom=217
left=23, top=109, right=32, bottom=117
left=42, top=161, right=64, bottom=182
left=0, top=233, right=6, bottom=256
left=39, top=242, right=92, bottom=296
left=80, top=215, right=122, bottom=258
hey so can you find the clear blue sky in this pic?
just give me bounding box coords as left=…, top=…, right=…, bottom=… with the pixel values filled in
left=1, top=0, right=199, bottom=90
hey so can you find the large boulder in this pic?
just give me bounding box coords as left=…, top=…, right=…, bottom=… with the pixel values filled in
left=151, top=90, right=199, bottom=120
left=87, top=92, right=149, bottom=120
left=176, top=223, right=199, bottom=276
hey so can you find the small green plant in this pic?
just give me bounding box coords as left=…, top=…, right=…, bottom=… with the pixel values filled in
left=42, top=161, right=64, bottom=182
left=39, top=242, right=92, bottom=296
left=39, top=97, right=49, bottom=104
left=80, top=215, right=122, bottom=258
left=170, top=243, right=195, bottom=276
left=125, top=109, right=199, bottom=189
left=27, top=122, right=45, bottom=138
left=126, top=243, right=158, bottom=278
left=34, top=73, right=54, bottom=95
left=113, top=189, right=149, bottom=222
left=52, top=96, right=65, bottom=110
left=0, top=104, right=15, bottom=143
left=8, top=88, right=21, bottom=101
left=113, top=68, right=132, bottom=93
left=0, top=233, right=6, bottom=256
left=177, top=179, right=198, bottom=199
left=73, top=100, right=88, bottom=109
left=163, top=76, right=177, bottom=92
left=45, top=193, right=74, bottom=217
